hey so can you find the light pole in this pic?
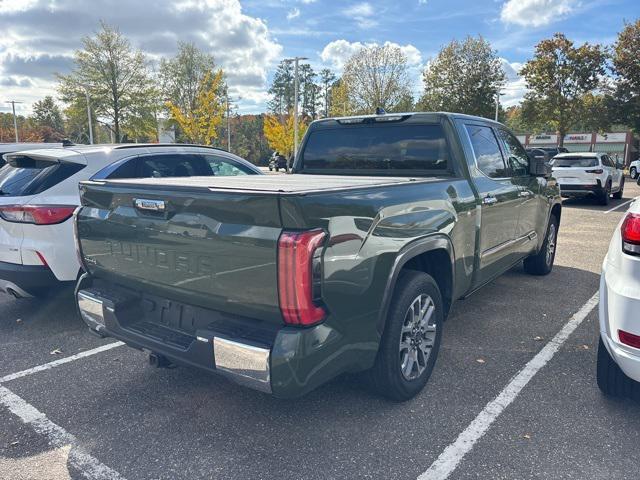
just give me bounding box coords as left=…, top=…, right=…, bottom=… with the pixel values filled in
left=494, top=91, right=500, bottom=122
left=5, top=100, right=23, bottom=142
left=284, top=56, right=308, bottom=167
left=84, top=90, right=94, bottom=145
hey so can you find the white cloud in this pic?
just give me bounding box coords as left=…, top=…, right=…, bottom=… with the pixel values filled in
left=499, top=58, right=528, bottom=107
left=500, top=0, right=578, bottom=27
left=0, top=0, right=282, bottom=114
left=286, top=7, right=300, bottom=20
left=418, top=0, right=428, bottom=4
left=321, top=39, right=422, bottom=72
left=300, top=0, right=317, bottom=3
left=343, top=2, right=377, bottom=28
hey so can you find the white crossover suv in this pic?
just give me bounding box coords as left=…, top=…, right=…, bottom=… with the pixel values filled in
left=630, top=159, right=640, bottom=180
left=598, top=198, right=640, bottom=397
left=0, top=144, right=261, bottom=298
left=552, top=152, right=625, bottom=205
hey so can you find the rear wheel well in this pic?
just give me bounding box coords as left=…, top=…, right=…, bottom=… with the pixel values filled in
left=402, top=249, right=453, bottom=318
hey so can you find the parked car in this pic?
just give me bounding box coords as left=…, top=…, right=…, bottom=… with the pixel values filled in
left=0, top=144, right=261, bottom=298
left=630, top=159, right=640, bottom=179
left=268, top=152, right=288, bottom=172
left=597, top=199, right=640, bottom=397
left=0, top=142, right=64, bottom=167
left=551, top=152, right=624, bottom=205
left=74, top=112, right=562, bottom=400
left=525, top=146, right=569, bottom=160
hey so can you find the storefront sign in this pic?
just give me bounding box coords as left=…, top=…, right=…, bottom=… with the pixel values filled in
left=595, top=132, right=627, bottom=143
left=564, top=134, right=591, bottom=143
left=530, top=134, right=557, bottom=144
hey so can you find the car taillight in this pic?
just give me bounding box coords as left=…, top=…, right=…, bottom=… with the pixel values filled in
left=619, top=330, right=640, bottom=349
left=621, top=213, right=640, bottom=255
left=0, top=205, right=76, bottom=225
left=278, top=229, right=326, bottom=326
left=585, top=169, right=604, bottom=174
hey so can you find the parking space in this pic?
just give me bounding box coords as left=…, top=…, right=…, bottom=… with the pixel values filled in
left=1, top=182, right=639, bottom=480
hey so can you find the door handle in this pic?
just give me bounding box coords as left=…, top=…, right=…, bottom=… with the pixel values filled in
left=482, top=196, right=498, bottom=205
left=519, top=190, right=532, bottom=197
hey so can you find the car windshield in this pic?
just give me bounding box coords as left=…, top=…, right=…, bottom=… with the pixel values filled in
left=300, top=123, right=450, bottom=175
left=552, top=157, right=599, bottom=168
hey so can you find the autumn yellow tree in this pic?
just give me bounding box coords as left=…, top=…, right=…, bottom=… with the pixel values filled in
left=166, top=70, right=225, bottom=145
left=263, top=112, right=308, bottom=159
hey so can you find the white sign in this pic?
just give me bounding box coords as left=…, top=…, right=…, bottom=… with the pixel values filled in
left=595, top=132, right=627, bottom=143
left=563, top=134, right=591, bottom=143
left=530, top=134, right=557, bottom=144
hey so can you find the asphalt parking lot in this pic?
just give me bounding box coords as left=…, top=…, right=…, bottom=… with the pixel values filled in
left=1, top=181, right=640, bottom=480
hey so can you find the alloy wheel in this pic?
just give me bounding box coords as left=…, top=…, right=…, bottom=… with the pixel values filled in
left=399, top=294, right=437, bottom=381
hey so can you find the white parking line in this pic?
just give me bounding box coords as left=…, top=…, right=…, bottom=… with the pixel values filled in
left=418, top=291, right=599, bottom=480
left=0, top=341, right=124, bottom=384
left=0, top=385, right=126, bottom=479
left=605, top=198, right=634, bottom=214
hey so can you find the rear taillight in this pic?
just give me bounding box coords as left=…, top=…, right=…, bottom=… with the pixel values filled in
left=621, top=213, right=640, bottom=256
left=619, top=330, right=640, bottom=349
left=0, top=205, right=76, bottom=225
left=585, top=169, right=604, bottom=174
left=278, top=229, right=326, bottom=326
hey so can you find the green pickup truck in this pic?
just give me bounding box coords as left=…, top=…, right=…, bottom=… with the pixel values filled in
left=74, top=112, right=562, bottom=400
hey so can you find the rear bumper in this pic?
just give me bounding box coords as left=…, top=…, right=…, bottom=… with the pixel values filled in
left=0, top=260, right=61, bottom=297
left=558, top=181, right=604, bottom=196
left=75, top=276, right=372, bottom=398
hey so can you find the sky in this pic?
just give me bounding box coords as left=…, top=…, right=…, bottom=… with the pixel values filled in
left=0, top=0, right=636, bottom=116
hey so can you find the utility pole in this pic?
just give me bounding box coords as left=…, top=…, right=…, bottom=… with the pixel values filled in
left=226, top=89, right=231, bottom=152
left=494, top=92, right=500, bottom=122
left=284, top=56, right=308, bottom=167
left=6, top=100, right=23, bottom=142
left=84, top=90, right=94, bottom=145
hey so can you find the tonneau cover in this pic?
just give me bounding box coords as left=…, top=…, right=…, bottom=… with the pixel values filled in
left=103, top=174, right=428, bottom=194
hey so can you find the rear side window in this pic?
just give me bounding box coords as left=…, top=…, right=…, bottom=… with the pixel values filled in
left=552, top=157, right=599, bottom=168
left=203, top=155, right=253, bottom=176
left=300, top=124, right=450, bottom=174
left=465, top=124, right=508, bottom=178
left=0, top=159, right=84, bottom=197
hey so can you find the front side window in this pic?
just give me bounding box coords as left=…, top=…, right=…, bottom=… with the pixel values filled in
left=203, top=155, right=252, bottom=176
left=498, top=129, right=529, bottom=176
left=465, top=124, right=507, bottom=179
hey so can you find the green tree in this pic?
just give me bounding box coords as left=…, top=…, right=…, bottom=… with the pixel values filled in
left=58, top=22, right=156, bottom=143
left=268, top=61, right=295, bottom=115
left=520, top=33, right=606, bottom=146
left=342, top=44, right=413, bottom=114
left=160, top=42, right=216, bottom=115
left=420, top=36, right=505, bottom=118
left=612, top=19, right=640, bottom=133
left=32, top=96, right=64, bottom=133
left=319, top=69, right=336, bottom=117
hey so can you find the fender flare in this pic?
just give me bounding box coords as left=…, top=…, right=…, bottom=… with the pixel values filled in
left=376, top=234, right=455, bottom=335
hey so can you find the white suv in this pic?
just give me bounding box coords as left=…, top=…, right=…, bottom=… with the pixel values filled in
left=0, top=144, right=261, bottom=298
left=630, top=159, right=640, bottom=180
left=552, top=152, right=624, bottom=205
left=598, top=199, right=640, bottom=397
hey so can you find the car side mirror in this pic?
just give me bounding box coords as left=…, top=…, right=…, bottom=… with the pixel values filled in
left=529, top=155, right=552, bottom=178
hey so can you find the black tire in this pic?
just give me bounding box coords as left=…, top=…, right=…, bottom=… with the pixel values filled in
left=524, top=214, right=558, bottom=276
left=631, top=167, right=637, bottom=180
left=368, top=270, right=444, bottom=401
left=613, top=177, right=624, bottom=199
left=599, top=182, right=611, bottom=206
left=597, top=338, right=634, bottom=397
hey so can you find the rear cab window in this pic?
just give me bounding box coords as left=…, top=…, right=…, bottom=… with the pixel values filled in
left=0, top=156, right=84, bottom=197
left=552, top=157, right=599, bottom=168
left=298, top=120, right=451, bottom=176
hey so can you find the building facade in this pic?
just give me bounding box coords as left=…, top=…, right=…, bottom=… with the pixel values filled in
left=516, top=131, right=638, bottom=165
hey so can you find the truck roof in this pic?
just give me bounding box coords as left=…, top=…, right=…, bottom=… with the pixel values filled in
left=310, top=111, right=504, bottom=128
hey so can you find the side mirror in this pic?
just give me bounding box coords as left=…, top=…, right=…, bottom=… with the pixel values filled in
left=529, top=155, right=552, bottom=178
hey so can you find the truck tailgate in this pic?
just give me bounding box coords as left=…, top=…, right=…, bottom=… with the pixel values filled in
left=77, top=181, right=283, bottom=322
